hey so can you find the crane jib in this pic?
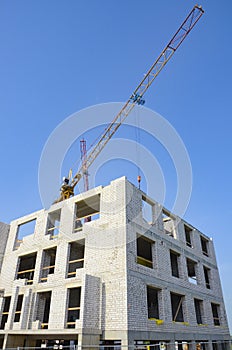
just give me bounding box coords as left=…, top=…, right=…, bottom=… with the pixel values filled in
left=55, top=5, right=204, bottom=203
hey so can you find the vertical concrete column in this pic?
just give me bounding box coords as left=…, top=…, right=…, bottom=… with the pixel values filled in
left=55, top=241, right=69, bottom=278
left=4, top=286, right=19, bottom=330
left=18, top=288, right=32, bottom=329
left=48, top=287, right=67, bottom=329
left=162, top=287, right=172, bottom=323
left=77, top=334, right=100, bottom=350
left=0, top=296, right=4, bottom=325
left=153, top=202, right=163, bottom=232
left=33, top=249, right=43, bottom=283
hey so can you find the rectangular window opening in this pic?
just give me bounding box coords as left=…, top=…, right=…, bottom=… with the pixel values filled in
left=0, top=296, right=11, bottom=329
left=36, top=291, right=52, bottom=329
left=203, top=266, right=211, bottom=289
left=14, top=294, right=23, bottom=322
left=186, top=258, right=197, bottom=284
left=147, top=286, right=160, bottom=319
left=211, top=303, right=220, bottom=326
left=162, top=210, right=175, bottom=238
left=15, top=219, right=37, bottom=249
left=137, top=236, right=153, bottom=268
left=66, top=287, right=81, bottom=328
left=74, top=194, right=100, bottom=232
left=67, top=240, right=85, bottom=278
left=142, top=195, right=153, bottom=224
left=194, top=298, right=203, bottom=324
left=16, top=252, right=37, bottom=285
left=171, top=292, right=184, bottom=322
left=200, top=236, right=209, bottom=256
left=175, top=341, right=191, bottom=350
left=46, top=210, right=61, bottom=239
left=170, top=250, right=180, bottom=278
left=196, top=341, right=208, bottom=350
left=184, top=225, right=192, bottom=247
left=40, top=247, right=57, bottom=282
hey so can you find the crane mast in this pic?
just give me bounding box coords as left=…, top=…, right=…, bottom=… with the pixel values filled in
left=55, top=5, right=204, bottom=203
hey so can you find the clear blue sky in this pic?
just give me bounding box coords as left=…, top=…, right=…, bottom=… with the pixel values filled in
left=0, top=0, right=231, bottom=333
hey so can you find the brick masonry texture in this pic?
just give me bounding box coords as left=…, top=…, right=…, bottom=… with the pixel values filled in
left=0, top=177, right=230, bottom=348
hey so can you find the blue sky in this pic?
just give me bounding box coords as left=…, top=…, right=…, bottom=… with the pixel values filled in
left=0, top=0, right=231, bottom=332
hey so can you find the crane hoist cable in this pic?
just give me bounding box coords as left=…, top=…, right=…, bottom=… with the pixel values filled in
left=54, top=5, right=204, bottom=204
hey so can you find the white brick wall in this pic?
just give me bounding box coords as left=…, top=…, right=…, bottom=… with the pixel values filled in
left=0, top=177, right=230, bottom=348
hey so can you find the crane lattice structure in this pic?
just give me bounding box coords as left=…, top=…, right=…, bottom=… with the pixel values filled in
left=55, top=5, right=204, bottom=203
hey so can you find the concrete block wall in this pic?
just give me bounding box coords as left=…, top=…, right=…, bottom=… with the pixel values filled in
left=125, top=180, right=230, bottom=342
left=0, top=176, right=230, bottom=348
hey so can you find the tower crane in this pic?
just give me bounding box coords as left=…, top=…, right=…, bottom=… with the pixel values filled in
left=55, top=5, right=204, bottom=203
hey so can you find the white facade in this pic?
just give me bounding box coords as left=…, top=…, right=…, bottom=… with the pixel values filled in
left=0, top=177, right=230, bottom=349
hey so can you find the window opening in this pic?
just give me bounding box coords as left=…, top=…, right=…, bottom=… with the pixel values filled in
left=200, top=236, right=209, bottom=256
left=184, top=225, right=192, bottom=247
left=142, top=195, right=153, bottom=224
left=162, top=210, right=175, bottom=237
left=40, top=247, right=56, bottom=282
left=66, top=287, right=81, bottom=328
left=134, top=340, right=169, bottom=350
left=170, top=292, right=184, bottom=322
left=137, top=236, right=153, bottom=268
left=15, top=219, right=36, bottom=249
left=196, top=341, right=208, bottom=350
left=203, top=266, right=210, bottom=289
left=170, top=251, right=180, bottom=278
left=186, top=258, right=197, bottom=284
left=194, top=298, right=203, bottom=324
left=74, top=194, right=100, bottom=232
left=14, top=294, right=23, bottom=322
left=46, top=210, right=61, bottom=239
left=175, top=341, right=190, bottom=350
left=16, top=252, right=37, bottom=285
left=36, top=291, right=52, bottom=329
left=147, top=286, right=160, bottom=319
left=100, top=340, right=121, bottom=350
left=0, top=296, right=11, bottom=329
left=67, top=241, right=85, bottom=278
left=211, top=303, right=220, bottom=326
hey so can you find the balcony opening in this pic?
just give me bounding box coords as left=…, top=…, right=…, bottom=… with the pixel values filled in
left=170, top=292, right=184, bottom=322
left=46, top=210, right=61, bottom=239
left=0, top=296, right=11, bottom=329
left=184, top=225, right=192, bottom=247
left=15, top=219, right=36, bottom=249
left=162, top=210, right=175, bottom=237
left=14, top=294, right=23, bottom=322
left=137, top=236, right=153, bottom=268
left=203, top=266, right=210, bottom=289
left=195, top=341, right=208, bottom=350
left=67, top=240, right=85, bottom=278
left=142, top=195, right=153, bottom=224
left=16, top=252, right=37, bottom=285
left=194, top=298, right=203, bottom=324
left=74, top=194, right=100, bottom=232
left=170, top=250, right=180, bottom=278
left=200, top=236, right=209, bottom=256
left=211, top=303, right=220, bottom=326
left=66, top=287, right=81, bottom=328
left=147, top=286, right=160, bottom=319
left=36, top=291, right=52, bottom=329
left=186, top=258, right=197, bottom=284
left=40, top=247, right=57, bottom=282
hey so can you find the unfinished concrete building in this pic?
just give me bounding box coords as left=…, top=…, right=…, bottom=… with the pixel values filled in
left=0, top=177, right=230, bottom=349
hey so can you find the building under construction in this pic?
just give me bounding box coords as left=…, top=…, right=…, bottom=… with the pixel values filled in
left=0, top=177, right=230, bottom=349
